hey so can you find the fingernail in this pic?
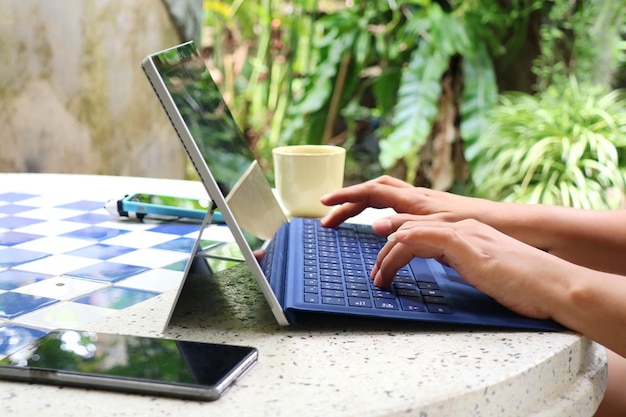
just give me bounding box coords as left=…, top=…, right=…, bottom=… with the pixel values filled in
left=373, top=218, right=392, bottom=229
left=387, top=232, right=397, bottom=242
left=373, top=271, right=382, bottom=286
left=370, top=264, right=378, bottom=279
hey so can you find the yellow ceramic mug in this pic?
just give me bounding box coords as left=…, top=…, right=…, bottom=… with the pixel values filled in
left=272, top=145, right=346, bottom=218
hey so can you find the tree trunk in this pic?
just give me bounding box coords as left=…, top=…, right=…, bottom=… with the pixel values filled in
left=413, top=55, right=469, bottom=191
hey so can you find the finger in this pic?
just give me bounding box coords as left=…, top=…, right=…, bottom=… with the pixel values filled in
left=371, top=213, right=438, bottom=236
left=369, top=175, right=414, bottom=189
left=371, top=218, right=394, bottom=236
left=320, top=201, right=370, bottom=228
left=253, top=249, right=266, bottom=261
left=321, top=178, right=412, bottom=208
left=373, top=223, right=462, bottom=287
left=370, top=219, right=428, bottom=282
left=370, top=233, right=395, bottom=279
left=373, top=240, right=419, bottom=287
left=370, top=221, right=427, bottom=286
left=321, top=183, right=417, bottom=227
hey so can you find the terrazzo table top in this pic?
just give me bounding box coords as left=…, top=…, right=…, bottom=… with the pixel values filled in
left=0, top=174, right=608, bottom=417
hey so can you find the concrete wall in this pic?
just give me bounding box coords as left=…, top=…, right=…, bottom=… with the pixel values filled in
left=0, top=0, right=190, bottom=178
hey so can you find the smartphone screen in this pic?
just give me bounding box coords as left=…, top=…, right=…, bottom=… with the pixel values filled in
left=127, top=193, right=211, bottom=211
left=0, top=330, right=257, bottom=401
left=121, top=193, right=213, bottom=221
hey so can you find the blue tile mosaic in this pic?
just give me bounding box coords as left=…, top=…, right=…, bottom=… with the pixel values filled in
left=0, top=204, right=37, bottom=215
left=0, top=189, right=233, bottom=333
left=153, top=237, right=199, bottom=253
left=0, top=192, right=38, bottom=202
left=64, top=212, right=113, bottom=224
left=0, top=270, right=53, bottom=290
left=73, top=287, right=159, bottom=310
left=0, top=324, right=48, bottom=357
left=65, top=244, right=136, bottom=260
left=0, top=248, right=51, bottom=268
left=0, top=292, right=58, bottom=319
left=57, top=200, right=105, bottom=211
left=164, top=259, right=189, bottom=271
left=0, top=216, right=44, bottom=229
left=65, top=262, right=150, bottom=283
left=148, top=223, right=203, bottom=235
left=61, top=226, right=129, bottom=241
left=0, top=231, right=44, bottom=246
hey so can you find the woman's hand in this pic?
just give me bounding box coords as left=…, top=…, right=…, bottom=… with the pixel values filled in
left=320, top=175, right=494, bottom=228
left=370, top=216, right=575, bottom=321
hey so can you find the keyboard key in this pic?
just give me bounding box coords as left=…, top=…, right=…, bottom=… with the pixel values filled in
left=345, top=282, right=368, bottom=291
left=397, top=288, right=421, bottom=298
left=354, top=223, right=373, bottom=233
left=394, top=281, right=419, bottom=290
left=343, top=268, right=366, bottom=277
left=347, top=289, right=370, bottom=298
left=421, top=289, right=444, bottom=297
left=374, top=299, right=399, bottom=310
left=320, top=269, right=341, bottom=277
left=400, top=297, right=426, bottom=312
left=349, top=298, right=373, bottom=308
left=321, top=282, right=342, bottom=291
left=427, top=304, right=452, bottom=314
left=372, top=289, right=395, bottom=299
left=320, top=275, right=342, bottom=284
left=321, top=289, right=344, bottom=298
left=304, top=294, right=319, bottom=303
left=423, top=295, right=448, bottom=304
left=417, top=281, right=439, bottom=290
left=322, top=297, right=345, bottom=306
left=344, top=276, right=368, bottom=284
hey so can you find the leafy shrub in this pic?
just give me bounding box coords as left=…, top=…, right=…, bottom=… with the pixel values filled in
left=470, top=78, right=626, bottom=209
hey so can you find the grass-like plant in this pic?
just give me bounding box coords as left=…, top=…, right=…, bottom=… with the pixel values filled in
left=469, top=77, right=626, bottom=209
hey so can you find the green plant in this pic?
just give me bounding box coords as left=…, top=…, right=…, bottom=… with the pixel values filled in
left=533, top=0, right=626, bottom=91
left=204, top=0, right=536, bottom=185
left=280, top=0, right=568, bottom=187
left=469, top=0, right=626, bottom=209
left=203, top=0, right=316, bottom=171
left=203, top=0, right=626, bottom=192
left=471, top=78, right=626, bottom=209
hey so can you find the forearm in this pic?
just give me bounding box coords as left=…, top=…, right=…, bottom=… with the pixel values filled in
left=547, top=262, right=626, bottom=357
left=478, top=202, right=626, bottom=274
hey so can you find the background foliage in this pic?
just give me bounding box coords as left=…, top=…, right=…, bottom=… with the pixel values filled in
left=202, top=0, right=626, bottom=207
left=471, top=79, right=626, bottom=208
left=470, top=0, right=626, bottom=208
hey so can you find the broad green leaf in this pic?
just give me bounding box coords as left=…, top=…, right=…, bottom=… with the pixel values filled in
left=379, top=44, right=447, bottom=170
left=461, top=44, right=498, bottom=157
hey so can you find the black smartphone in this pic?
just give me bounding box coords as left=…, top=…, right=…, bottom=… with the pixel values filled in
left=0, top=330, right=257, bottom=401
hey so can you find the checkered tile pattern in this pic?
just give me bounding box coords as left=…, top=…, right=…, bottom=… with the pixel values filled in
left=0, top=191, right=239, bottom=357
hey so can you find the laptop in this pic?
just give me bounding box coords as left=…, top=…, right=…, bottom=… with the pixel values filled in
left=141, top=41, right=562, bottom=331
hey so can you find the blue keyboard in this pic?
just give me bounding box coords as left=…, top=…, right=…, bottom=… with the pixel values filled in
left=261, top=218, right=566, bottom=330
left=299, top=219, right=452, bottom=314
